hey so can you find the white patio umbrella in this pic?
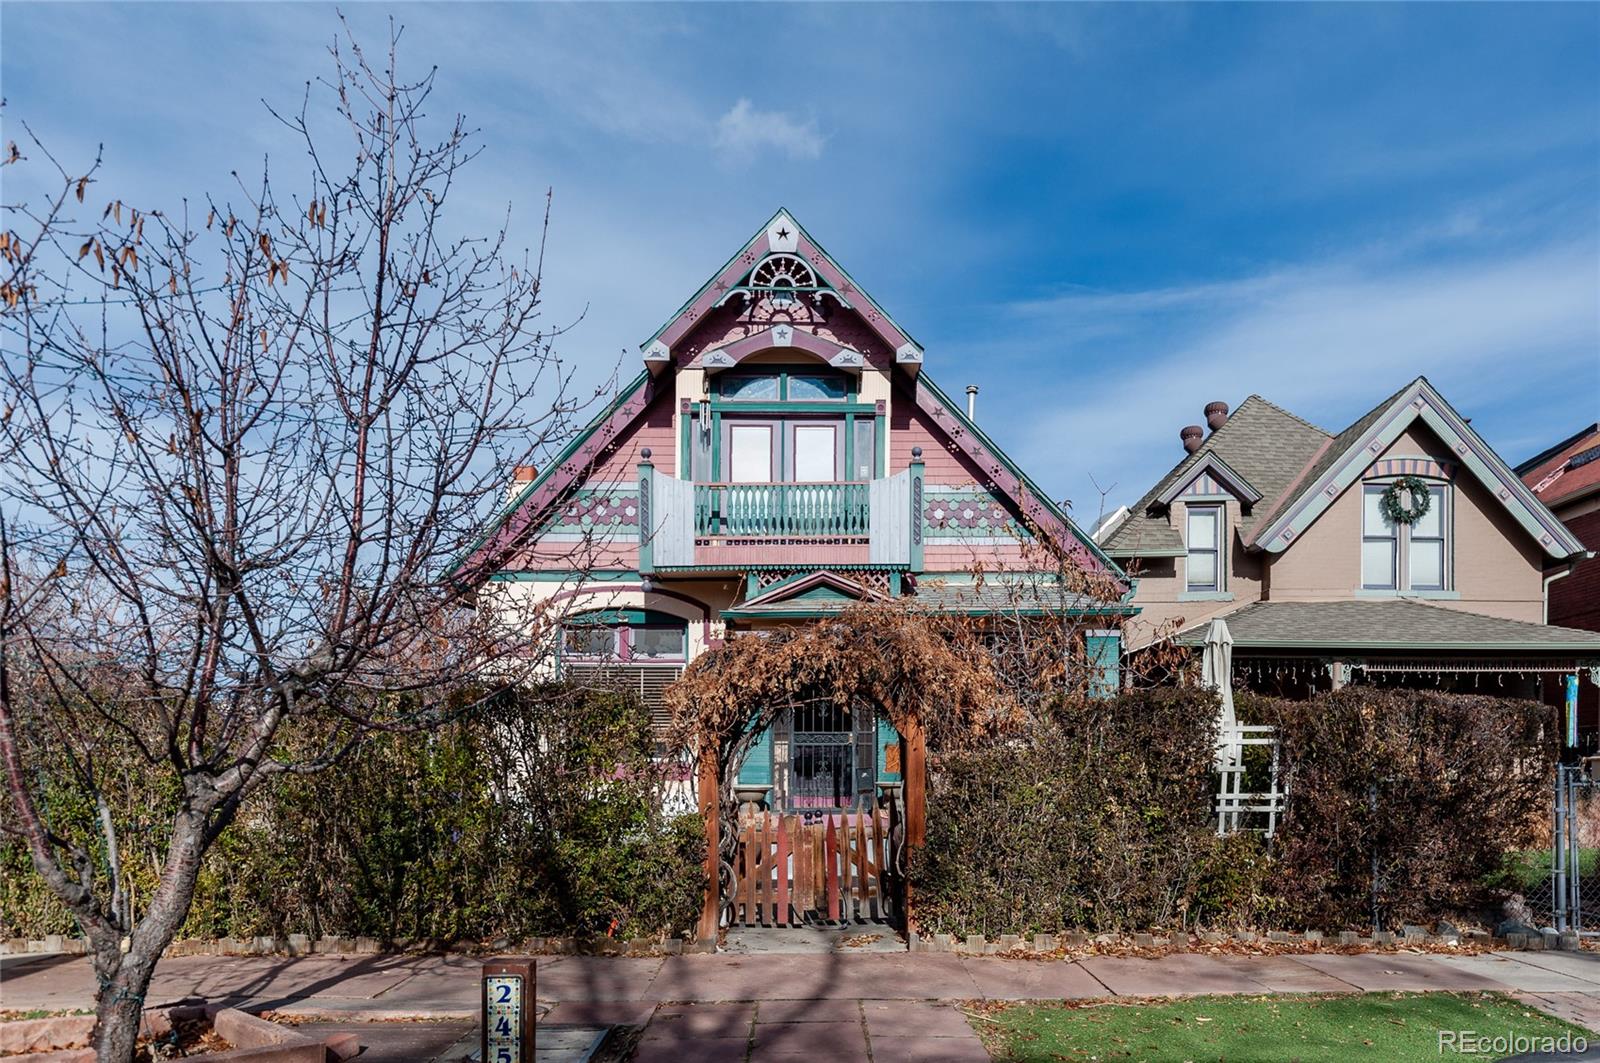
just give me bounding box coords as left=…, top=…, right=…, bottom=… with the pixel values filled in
left=1201, top=617, right=1236, bottom=770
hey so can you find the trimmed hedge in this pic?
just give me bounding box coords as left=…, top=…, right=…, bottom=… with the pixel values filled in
left=911, top=688, right=1269, bottom=934
left=2, top=685, right=704, bottom=943
left=912, top=687, right=1555, bottom=936
left=1246, top=688, right=1554, bottom=930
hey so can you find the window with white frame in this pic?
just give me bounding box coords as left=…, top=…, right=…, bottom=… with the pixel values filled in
left=1362, top=482, right=1449, bottom=591
left=1361, top=487, right=1398, bottom=590
left=1186, top=505, right=1222, bottom=592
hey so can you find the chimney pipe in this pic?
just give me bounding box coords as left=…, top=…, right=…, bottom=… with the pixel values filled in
left=1205, top=401, right=1230, bottom=432
left=966, top=384, right=979, bottom=421
left=1181, top=425, right=1204, bottom=454
left=508, top=464, right=538, bottom=501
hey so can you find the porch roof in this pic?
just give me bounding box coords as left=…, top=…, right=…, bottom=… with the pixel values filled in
left=1174, top=599, right=1600, bottom=654
left=908, top=577, right=1135, bottom=617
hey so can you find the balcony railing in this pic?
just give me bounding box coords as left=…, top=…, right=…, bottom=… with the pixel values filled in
left=694, top=482, right=871, bottom=539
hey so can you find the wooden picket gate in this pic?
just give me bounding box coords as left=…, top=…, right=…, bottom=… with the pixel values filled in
left=731, top=810, right=896, bottom=926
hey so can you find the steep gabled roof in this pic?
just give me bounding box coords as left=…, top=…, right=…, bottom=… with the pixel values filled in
left=447, top=369, right=661, bottom=585
left=1101, top=396, right=1329, bottom=558
left=1251, top=377, right=1587, bottom=559
left=451, top=213, right=1130, bottom=591
left=1518, top=423, right=1600, bottom=511
left=1153, top=451, right=1263, bottom=507
left=640, top=208, right=923, bottom=368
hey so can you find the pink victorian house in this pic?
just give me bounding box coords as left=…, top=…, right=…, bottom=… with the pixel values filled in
left=450, top=210, right=1129, bottom=814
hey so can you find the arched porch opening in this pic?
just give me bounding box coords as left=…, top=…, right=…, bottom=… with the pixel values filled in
left=666, top=602, right=1010, bottom=943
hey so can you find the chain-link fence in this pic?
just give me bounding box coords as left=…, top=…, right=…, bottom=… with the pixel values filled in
left=1528, top=763, right=1599, bottom=935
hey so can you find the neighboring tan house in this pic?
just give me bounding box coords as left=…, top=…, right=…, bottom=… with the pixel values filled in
left=449, top=209, right=1131, bottom=811
left=1519, top=423, right=1600, bottom=751
left=1098, top=379, right=1600, bottom=699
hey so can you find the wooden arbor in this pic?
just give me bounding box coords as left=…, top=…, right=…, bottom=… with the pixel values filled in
left=666, top=604, right=1008, bottom=942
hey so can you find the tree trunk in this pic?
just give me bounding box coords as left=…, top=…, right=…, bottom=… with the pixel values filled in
left=89, top=809, right=213, bottom=1061
left=90, top=944, right=157, bottom=1062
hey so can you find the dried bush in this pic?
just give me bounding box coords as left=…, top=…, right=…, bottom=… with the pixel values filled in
left=911, top=687, right=1251, bottom=934
left=1245, top=688, right=1556, bottom=930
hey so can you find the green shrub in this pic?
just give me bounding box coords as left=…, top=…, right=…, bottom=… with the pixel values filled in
left=1, top=684, right=704, bottom=943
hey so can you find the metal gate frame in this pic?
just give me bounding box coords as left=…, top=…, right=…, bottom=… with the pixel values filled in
left=1553, top=761, right=1598, bottom=936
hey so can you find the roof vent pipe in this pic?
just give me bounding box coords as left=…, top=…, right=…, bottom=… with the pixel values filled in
left=1181, top=425, right=1205, bottom=454
left=966, top=384, right=979, bottom=421
left=1205, top=401, right=1230, bottom=432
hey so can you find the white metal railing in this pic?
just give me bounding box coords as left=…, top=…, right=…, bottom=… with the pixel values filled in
left=1216, top=724, right=1284, bottom=837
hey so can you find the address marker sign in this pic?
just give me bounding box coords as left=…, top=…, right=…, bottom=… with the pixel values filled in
left=481, top=958, right=535, bottom=1063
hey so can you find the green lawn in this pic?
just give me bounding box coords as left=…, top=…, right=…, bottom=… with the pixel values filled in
left=973, top=992, right=1592, bottom=1062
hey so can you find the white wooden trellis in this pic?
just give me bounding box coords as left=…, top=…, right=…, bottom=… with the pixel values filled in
left=1215, top=724, right=1284, bottom=837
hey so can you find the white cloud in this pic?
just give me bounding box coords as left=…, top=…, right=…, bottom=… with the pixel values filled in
left=999, top=239, right=1600, bottom=515
left=712, top=99, right=825, bottom=164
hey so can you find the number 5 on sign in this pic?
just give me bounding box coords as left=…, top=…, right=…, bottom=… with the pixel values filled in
left=481, top=959, right=535, bottom=1063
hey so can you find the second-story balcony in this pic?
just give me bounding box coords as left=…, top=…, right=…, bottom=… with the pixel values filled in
left=639, top=457, right=918, bottom=571
left=693, top=482, right=871, bottom=540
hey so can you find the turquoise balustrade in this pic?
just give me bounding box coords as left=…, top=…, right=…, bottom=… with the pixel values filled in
left=694, top=482, right=871, bottom=538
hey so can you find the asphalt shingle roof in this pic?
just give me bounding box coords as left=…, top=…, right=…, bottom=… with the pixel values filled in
left=909, top=577, right=1127, bottom=615
left=1101, top=396, right=1330, bottom=557
left=1175, top=599, right=1600, bottom=653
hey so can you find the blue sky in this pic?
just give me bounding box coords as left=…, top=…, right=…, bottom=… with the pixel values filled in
left=4, top=2, right=1597, bottom=526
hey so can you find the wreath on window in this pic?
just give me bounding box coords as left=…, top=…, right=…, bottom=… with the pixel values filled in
left=1379, top=475, right=1432, bottom=525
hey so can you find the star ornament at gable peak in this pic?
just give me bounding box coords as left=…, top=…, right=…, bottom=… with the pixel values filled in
left=776, top=226, right=792, bottom=241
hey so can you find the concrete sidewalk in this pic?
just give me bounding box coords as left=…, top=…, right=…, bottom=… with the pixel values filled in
left=5, top=949, right=1599, bottom=1062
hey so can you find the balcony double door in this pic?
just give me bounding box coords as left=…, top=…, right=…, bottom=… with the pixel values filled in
left=727, top=420, right=841, bottom=484
left=714, top=418, right=862, bottom=539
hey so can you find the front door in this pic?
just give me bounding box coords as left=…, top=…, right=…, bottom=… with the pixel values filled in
left=780, top=695, right=877, bottom=812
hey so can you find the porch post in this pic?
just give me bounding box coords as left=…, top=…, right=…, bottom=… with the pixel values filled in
left=901, top=711, right=928, bottom=934
left=697, top=742, right=720, bottom=943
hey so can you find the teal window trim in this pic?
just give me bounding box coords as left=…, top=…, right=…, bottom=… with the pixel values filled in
left=875, top=412, right=886, bottom=477
left=1177, top=591, right=1235, bottom=602
left=844, top=413, right=856, bottom=480
left=679, top=405, right=692, bottom=479
left=713, top=366, right=857, bottom=404
left=706, top=400, right=878, bottom=416
left=1085, top=629, right=1122, bottom=699
left=712, top=409, right=723, bottom=483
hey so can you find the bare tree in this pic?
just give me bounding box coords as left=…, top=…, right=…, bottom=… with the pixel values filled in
left=0, top=21, right=595, bottom=1059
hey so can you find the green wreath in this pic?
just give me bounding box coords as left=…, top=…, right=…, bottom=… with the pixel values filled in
left=1380, top=475, right=1432, bottom=525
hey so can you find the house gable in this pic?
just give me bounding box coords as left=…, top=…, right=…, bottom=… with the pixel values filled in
left=1252, top=377, right=1586, bottom=560
left=641, top=208, right=923, bottom=368
left=453, top=211, right=1129, bottom=592
left=1154, top=451, right=1263, bottom=508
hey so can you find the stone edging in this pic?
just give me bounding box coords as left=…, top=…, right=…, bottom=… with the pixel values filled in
left=907, top=927, right=1588, bottom=955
